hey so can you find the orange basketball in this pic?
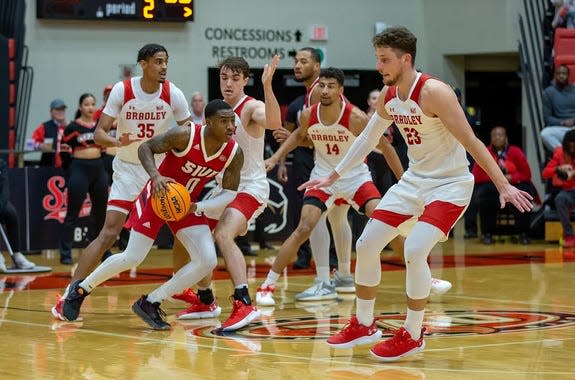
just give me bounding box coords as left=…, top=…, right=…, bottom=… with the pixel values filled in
left=151, top=182, right=191, bottom=221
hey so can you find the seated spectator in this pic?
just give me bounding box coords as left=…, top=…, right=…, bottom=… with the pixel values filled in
left=190, top=92, right=206, bottom=125
left=552, top=0, right=575, bottom=29
left=0, top=158, right=37, bottom=271
left=540, top=65, right=575, bottom=151
left=473, top=126, right=536, bottom=245
left=31, top=99, right=69, bottom=168
left=542, top=129, right=575, bottom=247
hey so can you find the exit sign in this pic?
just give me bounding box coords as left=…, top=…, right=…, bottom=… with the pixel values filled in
left=310, top=25, right=328, bottom=41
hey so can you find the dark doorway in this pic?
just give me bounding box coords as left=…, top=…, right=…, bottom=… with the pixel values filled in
left=208, top=67, right=383, bottom=112
left=465, top=71, right=522, bottom=146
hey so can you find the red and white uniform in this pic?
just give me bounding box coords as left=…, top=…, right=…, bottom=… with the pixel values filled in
left=132, top=124, right=239, bottom=239
left=304, top=78, right=320, bottom=108
left=305, top=101, right=380, bottom=211
left=205, top=95, right=268, bottom=225
left=373, top=72, right=473, bottom=239
left=103, top=77, right=190, bottom=213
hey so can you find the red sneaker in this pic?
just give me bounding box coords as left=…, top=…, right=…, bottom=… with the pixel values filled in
left=51, top=295, right=83, bottom=322
left=176, top=299, right=222, bottom=320
left=370, top=327, right=425, bottom=362
left=171, top=288, right=199, bottom=304
left=326, top=316, right=382, bottom=349
left=221, top=298, right=260, bottom=331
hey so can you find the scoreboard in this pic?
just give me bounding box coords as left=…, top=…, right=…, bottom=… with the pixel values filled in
left=37, top=0, right=194, bottom=22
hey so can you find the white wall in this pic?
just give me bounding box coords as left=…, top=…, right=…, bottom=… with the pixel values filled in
left=23, top=0, right=522, bottom=140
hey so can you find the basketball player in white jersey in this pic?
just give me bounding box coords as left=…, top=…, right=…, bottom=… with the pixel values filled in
left=272, top=48, right=364, bottom=300
left=51, top=43, right=191, bottom=320
left=302, top=27, right=533, bottom=362
left=256, top=68, right=404, bottom=305
left=272, top=48, right=452, bottom=301
left=172, top=56, right=282, bottom=331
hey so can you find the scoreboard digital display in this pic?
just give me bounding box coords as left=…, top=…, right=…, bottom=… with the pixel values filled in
left=37, top=0, right=194, bottom=22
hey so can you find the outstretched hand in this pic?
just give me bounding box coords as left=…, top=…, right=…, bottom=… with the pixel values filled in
left=499, top=183, right=534, bottom=212
left=262, top=55, right=280, bottom=87
left=118, top=133, right=142, bottom=147
left=297, top=175, right=336, bottom=191
left=264, top=156, right=279, bottom=172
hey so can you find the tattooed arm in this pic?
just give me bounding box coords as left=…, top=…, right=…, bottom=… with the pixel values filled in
left=138, top=123, right=192, bottom=196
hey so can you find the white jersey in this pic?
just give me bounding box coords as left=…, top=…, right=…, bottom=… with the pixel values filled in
left=384, top=72, right=471, bottom=181
left=307, top=101, right=369, bottom=179
left=231, top=95, right=269, bottom=200
left=103, top=77, right=190, bottom=164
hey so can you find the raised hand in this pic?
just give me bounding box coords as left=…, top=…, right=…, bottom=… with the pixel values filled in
left=262, top=55, right=280, bottom=87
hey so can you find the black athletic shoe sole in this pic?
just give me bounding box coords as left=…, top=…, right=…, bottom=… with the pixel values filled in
left=131, top=301, right=171, bottom=330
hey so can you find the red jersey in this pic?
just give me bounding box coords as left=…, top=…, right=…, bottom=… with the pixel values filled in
left=157, top=123, right=239, bottom=201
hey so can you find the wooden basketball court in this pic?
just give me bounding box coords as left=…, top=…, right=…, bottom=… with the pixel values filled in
left=1, top=229, right=574, bottom=379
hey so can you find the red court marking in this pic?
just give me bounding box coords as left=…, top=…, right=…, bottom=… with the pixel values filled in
left=4, top=249, right=572, bottom=291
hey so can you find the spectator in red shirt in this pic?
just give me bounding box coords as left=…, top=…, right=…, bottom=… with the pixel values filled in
left=472, top=126, right=536, bottom=244
left=542, top=129, right=575, bottom=247
left=31, top=99, right=69, bottom=168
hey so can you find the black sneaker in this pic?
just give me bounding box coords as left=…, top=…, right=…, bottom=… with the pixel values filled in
left=132, top=295, right=171, bottom=330
left=63, top=280, right=89, bottom=321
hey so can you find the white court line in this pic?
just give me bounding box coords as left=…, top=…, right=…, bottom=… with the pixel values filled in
left=4, top=318, right=574, bottom=376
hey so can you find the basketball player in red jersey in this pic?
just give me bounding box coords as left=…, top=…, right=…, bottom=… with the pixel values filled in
left=257, top=68, right=403, bottom=304
left=52, top=43, right=191, bottom=321
left=303, top=27, right=533, bottom=361
left=61, top=100, right=243, bottom=328
left=172, top=56, right=282, bottom=331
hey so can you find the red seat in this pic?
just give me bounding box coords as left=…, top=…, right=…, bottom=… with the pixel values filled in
left=8, top=38, right=14, bottom=60
left=555, top=54, right=575, bottom=65
left=9, top=84, right=15, bottom=105
left=554, top=38, right=575, bottom=56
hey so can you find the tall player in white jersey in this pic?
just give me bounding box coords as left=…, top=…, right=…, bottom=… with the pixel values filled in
left=172, top=56, right=282, bottom=331
left=51, top=44, right=191, bottom=320
left=256, top=68, right=403, bottom=305
left=303, top=27, right=533, bottom=362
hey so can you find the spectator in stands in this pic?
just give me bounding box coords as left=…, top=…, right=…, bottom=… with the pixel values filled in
left=552, top=0, right=575, bottom=29
left=0, top=158, right=37, bottom=271
left=190, top=92, right=205, bottom=125
left=31, top=99, right=69, bottom=168
left=366, top=89, right=380, bottom=118
left=473, top=126, right=536, bottom=245
left=540, top=65, right=575, bottom=151
left=542, top=129, right=575, bottom=247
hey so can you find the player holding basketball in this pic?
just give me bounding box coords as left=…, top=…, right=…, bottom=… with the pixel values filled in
left=173, top=55, right=282, bottom=331
left=256, top=67, right=402, bottom=305
left=52, top=43, right=191, bottom=320
left=61, top=100, right=243, bottom=329
left=302, top=26, right=533, bottom=361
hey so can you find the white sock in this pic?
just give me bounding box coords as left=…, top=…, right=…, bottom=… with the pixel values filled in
left=316, top=265, right=330, bottom=283
left=404, top=308, right=424, bottom=340
left=338, top=261, right=351, bottom=277
left=356, top=297, right=375, bottom=326
left=235, top=283, right=248, bottom=290
left=262, top=271, right=280, bottom=287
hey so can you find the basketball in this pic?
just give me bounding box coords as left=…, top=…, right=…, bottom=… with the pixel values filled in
left=151, top=182, right=191, bottom=221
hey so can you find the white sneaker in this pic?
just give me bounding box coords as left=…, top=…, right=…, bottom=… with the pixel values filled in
left=255, top=285, right=276, bottom=306
left=0, top=255, right=6, bottom=273
left=332, top=270, right=355, bottom=293
left=295, top=279, right=337, bottom=301
left=13, top=252, right=36, bottom=269
left=430, top=278, right=452, bottom=295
